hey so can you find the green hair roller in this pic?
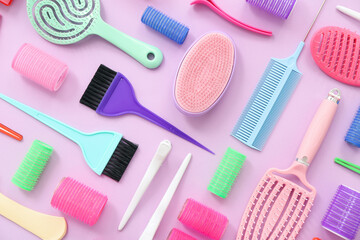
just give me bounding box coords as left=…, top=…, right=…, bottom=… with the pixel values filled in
left=207, top=147, right=246, bottom=198
left=12, top=140, right=53, bottom=191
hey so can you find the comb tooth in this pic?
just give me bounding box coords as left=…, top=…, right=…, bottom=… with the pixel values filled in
left=329, top=30, right=340, bottom=72
left=340, top=34, right=351, bottom=77
left=287, top=196, right=314, bottom=240
left=321, top=30, right=332, bottom=64
left=354, top=40, right=360, bottom=81
left=348, top=37, right=358, bottom=81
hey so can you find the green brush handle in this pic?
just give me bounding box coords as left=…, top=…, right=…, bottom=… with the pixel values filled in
left=0, top=94, right=85, bottom=144
left=335, top=157, right=360, bottom=174
left=93, top=19, right=163, bottom=69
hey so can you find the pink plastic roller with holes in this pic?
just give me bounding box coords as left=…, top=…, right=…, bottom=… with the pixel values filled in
left=178, top=198, right=228, bottom=240
left=12, top=43, right=68, bottom=92
left=167, top=228, right=197, bottom=240
left=51, top=177, right=107, bottom=226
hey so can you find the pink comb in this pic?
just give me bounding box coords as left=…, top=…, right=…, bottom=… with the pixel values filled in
left=12, top=43, right=68, bottom=92
left=167, top=228, right=197, bottom=240
left=311, top=26, right=360, bottom=87
left=236, top=89, right=341, bottom=240
left=178, top=198, right=228, bottom=240
left=51, top=177, right=107, bottom=226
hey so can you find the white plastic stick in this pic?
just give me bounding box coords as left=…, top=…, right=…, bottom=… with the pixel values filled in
left=118, top=140, right=172, bottom=231
left=337, top=5, right=360, bottom=21
left=139, top=153, right=192, bottom=240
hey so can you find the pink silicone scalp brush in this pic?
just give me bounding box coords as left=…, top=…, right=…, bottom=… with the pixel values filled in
left=311, top=26, right=360, bottom=87
left=236, top=89, right=340, bottom=240
left=174, top=32, right=235, bottom=115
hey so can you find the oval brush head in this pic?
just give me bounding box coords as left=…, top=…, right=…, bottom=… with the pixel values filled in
left=311, top=26, right=360, bottom=87
left=174, top=32, right=235, bottom=115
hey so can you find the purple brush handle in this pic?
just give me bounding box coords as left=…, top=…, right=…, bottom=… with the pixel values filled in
left=97, top=72, right=214, bottom=154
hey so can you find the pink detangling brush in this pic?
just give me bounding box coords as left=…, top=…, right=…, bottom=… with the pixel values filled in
left=236, top=88, right=341, bottom=240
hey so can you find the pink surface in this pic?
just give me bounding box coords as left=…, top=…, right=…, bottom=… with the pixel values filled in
left=0, top=1, right=359, bottom=240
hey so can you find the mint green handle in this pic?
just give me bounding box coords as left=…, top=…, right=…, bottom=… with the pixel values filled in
left=0, top=94, right=85, bottom=144
left=93, top=19, right=163, bottom=69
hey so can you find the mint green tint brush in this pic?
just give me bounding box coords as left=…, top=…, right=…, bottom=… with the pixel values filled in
left=0, top=94, right=138, bottom=182
left=27, top=0, right=163, bottom=69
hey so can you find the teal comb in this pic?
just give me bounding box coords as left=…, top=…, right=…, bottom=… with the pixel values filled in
left=231, top=0, right=327, bottom=151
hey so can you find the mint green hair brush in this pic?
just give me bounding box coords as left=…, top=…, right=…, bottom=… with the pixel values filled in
left=26, top=0, right=163, bottom=69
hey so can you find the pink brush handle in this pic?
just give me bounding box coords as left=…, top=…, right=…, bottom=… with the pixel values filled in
left=295, top=89, right=340, bottom=167
left=191, top=0, right=272, bottom=36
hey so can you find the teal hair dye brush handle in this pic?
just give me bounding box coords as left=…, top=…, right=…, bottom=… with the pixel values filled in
left=0, top=93, right=123, bottom=177
left=27, top=0, right=163, bottom=69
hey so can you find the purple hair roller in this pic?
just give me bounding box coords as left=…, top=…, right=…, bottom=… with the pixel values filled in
left=246, top=0, right=297, bottom=19
left=322, top=185, right=360, bottom=240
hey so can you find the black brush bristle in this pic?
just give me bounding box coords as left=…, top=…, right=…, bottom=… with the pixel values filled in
left=102, top=137, right=139, bottom=182
left=80, top=64, right=117, bottom=110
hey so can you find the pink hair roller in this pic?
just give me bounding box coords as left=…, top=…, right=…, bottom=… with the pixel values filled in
left=167, top=228, right=197, bottom=240
left=12, top=43, right=68, bottom=92
left=51, top=177, right=107, bottom=226
left=178, top=198, right=228, bottom=240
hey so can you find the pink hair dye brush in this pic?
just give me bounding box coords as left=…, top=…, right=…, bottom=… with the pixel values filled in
left=80, top=65, right=213, bottom=154
left=236, top=88, right=341, bottom=240
left=311, top=26, right=360, bottom=87
left=191, top=0, right=272, bottom=36
left=174, top=32, right=235, bottom=115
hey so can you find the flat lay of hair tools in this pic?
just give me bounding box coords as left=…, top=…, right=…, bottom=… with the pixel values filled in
left=0, top=93, right=138, bottom=182
left=0, top=123, right=22, bottom=141
left=174, top=32, right=235, bottom=115
left=232, top=0, right=327, bottom=151
left=141, top=6, right=189, bottom=45
left=26, top=0, right=163, bottom=69
left=140, top=153, right=191, bottom=240
left=246, top=0, right=297, bottom=19
left=345, top=106, right=360, bottom=147
left=80, top=64, right=213, bottom=154
left=12, top=43, right=68, bottom=92
left=311, top=26, right=360, bottom=87
left=236, top=89, right=341, bottom=239
left=2, top=0, right=360, bottom=239
left=337, top=5, right=360, bottom=22
left=0, top=193, right=67, bottom=240
left=118, top=140, right=172, bottom=231
left=190, top=0, right=272, bottom=36
left=12, top=140, right=53, bottom=191
left=334, top=158, right=360, bottom=175
left=322, top=185, right=360, bottom=240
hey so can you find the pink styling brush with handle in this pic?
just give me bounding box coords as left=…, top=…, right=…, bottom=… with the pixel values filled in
left=236, top=88, right=341, bottom=240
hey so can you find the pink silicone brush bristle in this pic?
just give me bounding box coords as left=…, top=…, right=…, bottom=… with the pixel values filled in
left=237, top=172, right=315, bottom=240
left=311, top=26, right=360, bottom=87
left=174, top=32, right=235, bottom=115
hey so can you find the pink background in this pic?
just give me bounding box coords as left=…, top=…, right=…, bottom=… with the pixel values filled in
left=1, top=0, right=360, bottom=239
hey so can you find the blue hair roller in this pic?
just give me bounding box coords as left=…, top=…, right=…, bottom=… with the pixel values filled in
left=141, top=6, right=189, bottom=44
left=345, top=106, right=360, bottom=147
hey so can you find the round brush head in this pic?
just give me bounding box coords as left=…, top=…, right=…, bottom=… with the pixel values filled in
left=167, top=228, right=197, bottom=240
left=141, top=6, right=189, bottom=44
left=51, top=177, right=108, bottom=226
left=12, top=140, right=53, bottom=191
left=345, top=106, right=360, bottom=147
left=12, top=43, right=68, bottom=92
left=246, top=0, right=297, bottom=19
left=174, top=32, right=235, bottom=115
left=208, top=147, right=246, bottom=198
left=322, top=185, right=360, bottom=240
left=178, top=198, right=228, bottom=240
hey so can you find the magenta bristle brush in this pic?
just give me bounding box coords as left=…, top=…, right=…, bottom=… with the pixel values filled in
left=80, top=64, right=214, bottom=154
left=246, top=0, right=297, bottom=19
left=322, top=185, right=360, bottom=240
